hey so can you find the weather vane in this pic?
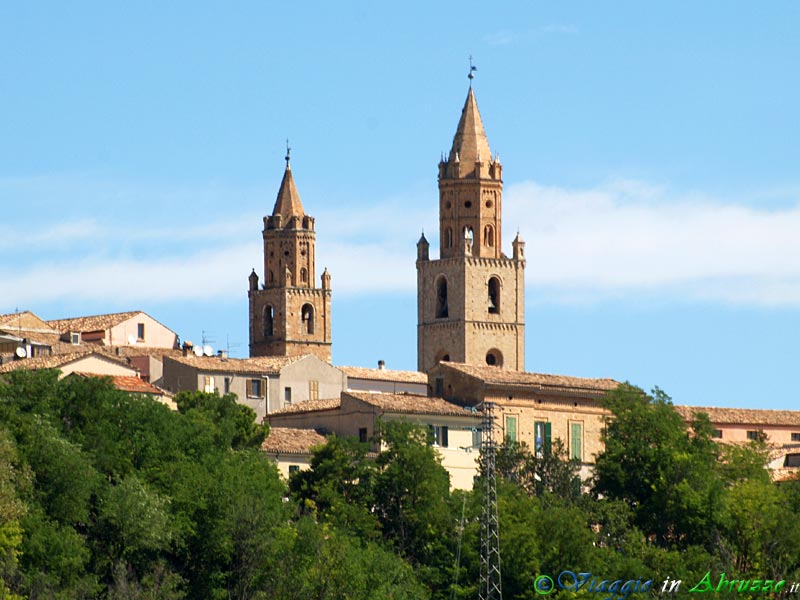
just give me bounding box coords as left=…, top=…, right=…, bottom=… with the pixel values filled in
left=468, top=55, right=477, bottom=83
left=285, top=139, right=291, bottom=165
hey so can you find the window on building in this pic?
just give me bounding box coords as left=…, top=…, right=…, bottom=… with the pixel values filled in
left=488, top=277, right=500, bottom=314
left=223, top=377, right=231, bottom=394
left=263, top=305, right=274, bottom=337
left=472, top=428, right=482, bottom=449
left=359, top=428, right=368, bottom=443
left=309, top=380, right=319, bottom=401
left=535, top=421, right=552, bottom=457
left=284, top=387, right=292, bottom=404
left=70, top=332, right=80, bottom=345
left=434, top=376, right=444, bottom=396
left=247, top=379, right=263, bottom=398
left=435, top=277, right=449, bottom=318
left=792, top=433, right=800, bottom=442
left=712, top=429, right=723, bottom=439
left=300, top=268, right=308, bottom=284
left=444, top=227, right=453, bottom=248
left=570, top=422, right=583, bottom=461
left=301, top=304, right=315, bottom=334
left=485, top=349, right=503, bottom=367
left=484, top=224, right=494, bottom=247
left=203, top=376, right=215, bottom=393
left=429, top=425, right=449, bottom=448
left=505, top=416, right=517, bottom=444
left=785, top=454, right=800, bottom=468
left=288, top=465, right=300, bottom=475
left=137, top=323, right=145, bottom=340
left=747, top=430, right=766, bottom=442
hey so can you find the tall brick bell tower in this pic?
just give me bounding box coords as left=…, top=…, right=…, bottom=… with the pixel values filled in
left=248, top=151, right=332, bottom=361
left=417, top=82, right=525, bottom=372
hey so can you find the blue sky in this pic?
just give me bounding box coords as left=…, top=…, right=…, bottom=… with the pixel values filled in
left=2, top=2, right=799, bottom=409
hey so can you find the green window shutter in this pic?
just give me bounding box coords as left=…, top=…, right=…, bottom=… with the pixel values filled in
left=544, top=422, right=552, bottom=455
left=506, top=416, right=517, bottom=443
left=571, top=423, right=582, bottom=461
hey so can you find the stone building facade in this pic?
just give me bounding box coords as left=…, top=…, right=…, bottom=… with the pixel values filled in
left=417, top=86, right=525, bottom=372
left=428, top=361, right=619, bottom=475
left=248, top=153, right=332, bottom=362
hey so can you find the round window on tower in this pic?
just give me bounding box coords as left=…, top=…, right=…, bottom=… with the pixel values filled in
left=464, top=201, right=472, bottom=208
left=486, top=349, right=503, bottom=367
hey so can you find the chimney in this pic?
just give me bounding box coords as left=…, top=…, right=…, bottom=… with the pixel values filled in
left=377, top=360, right=385, bottom=370
left=217, top=350, right=228, bottom=359
left=182, top=340, right=194, bottom=357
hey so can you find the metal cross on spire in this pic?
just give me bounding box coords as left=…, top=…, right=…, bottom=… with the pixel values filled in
left=468, top=55, right=477, bottom=84
left=285, top=139, right=291, bottom=166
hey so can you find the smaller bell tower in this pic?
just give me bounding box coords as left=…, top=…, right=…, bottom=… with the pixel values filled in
left=248, top=150, right=332, bottom=361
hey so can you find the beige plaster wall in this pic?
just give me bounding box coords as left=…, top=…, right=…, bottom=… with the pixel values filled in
left=108, top=313, right=177, bottom=349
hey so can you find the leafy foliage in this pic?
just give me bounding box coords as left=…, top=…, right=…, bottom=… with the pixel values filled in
left=0, top=370, right=799, bottom=599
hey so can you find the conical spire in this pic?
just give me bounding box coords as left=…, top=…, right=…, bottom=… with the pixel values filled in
left=448, top=87, right=492, bottom=172
left=271, top=158, right=305, bottom=219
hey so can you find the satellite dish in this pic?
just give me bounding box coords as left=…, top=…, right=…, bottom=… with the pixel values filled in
left=15, top=346, right=27, bottom=359
left=127, top=334, right=137, bottom=345
left=203, top=345, right=213, bottom=357
left=193, top=345, right=204, bottom=357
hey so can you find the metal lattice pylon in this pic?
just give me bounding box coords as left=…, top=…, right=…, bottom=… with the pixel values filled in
left=479, top=402, right=502, bottom=600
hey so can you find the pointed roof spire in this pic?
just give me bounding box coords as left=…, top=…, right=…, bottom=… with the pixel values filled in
left=448, top=86, right=492, bottom=174
left=271, top=145, right=305, bottom=219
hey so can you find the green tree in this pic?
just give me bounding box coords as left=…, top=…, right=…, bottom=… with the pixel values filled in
left=175, top=391, right=267, bottom=450
left=493, top=438, right=581, bottom=505
left=593, top=385, right=725, bottom=549
left=289, top=434, right=379, bottom=539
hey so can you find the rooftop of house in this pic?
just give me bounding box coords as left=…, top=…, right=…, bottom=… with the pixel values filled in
left=339, top=365, right=427, bottom=384
left=675, top=405, right=800, bottom=427
left=0, top=310, right=60, bottom=334
left=268, top=391, right=477, bottom=419
left=269, top=397, right=342, bottom=416
left=70, top=372, right=164, bottom=395
left=47, top=311, right=143, bottom=333
left=440, top=362, right=620, bottom=394
left=345, top=391, right=477, bottom=417
left=261, top=427, right=327, bottom=455
left=165, top=353, right=307, bottom=375
left=0, top=349, right=91, bottom=373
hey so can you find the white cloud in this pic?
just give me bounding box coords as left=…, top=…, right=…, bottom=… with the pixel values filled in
left=4, top=178, right=800, bottom=307
left=505, top=179, right=800, bottom=306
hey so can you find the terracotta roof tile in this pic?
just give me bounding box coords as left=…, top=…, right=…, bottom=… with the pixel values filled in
left=0, top=350, right=94, bottom=373
left=261, top=427, right=327, bottom=454
left=675, top=405, right=800, bottom=427
left=0, top=311, right=59, bottom=334
left=165, top=353, right=306, bottom=374
left=71, top=372, right=163, bottom=395
left=269, top=397, right=342, bottom=416
left=0, top=350, right=130, bottom=374
left=339, top=365, right=427, bottom=384
left=345, top=391, right=477, bottom=417
left=47, top=311, right=142, bottom=333
left=441, top=362, right=619, bottom=394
